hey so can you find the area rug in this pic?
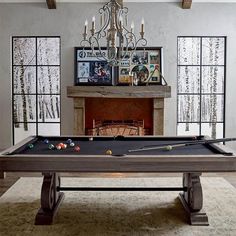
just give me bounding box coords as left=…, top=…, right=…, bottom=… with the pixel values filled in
left=0, top=177, right=236, bottom=236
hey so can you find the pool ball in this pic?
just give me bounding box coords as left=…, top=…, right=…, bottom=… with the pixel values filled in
left=89, top=137, right=93, bottom=141
left=28, top=143, right=34, bottom=149
left=106, top=149, right=112, bottom=155
left=61, top=143, right=67, bottom=149
left=70, top=142, right=75, bottom=147
left=165, top=145, right=173, bottom=151
left=56, top=145, right=62, bottom=150
left=74, top=146, right=80, bottom=152
left=48, top=144, right=55, bottom=150
left=66, top=139, right=72, bottom=144
left=43, top=139, right=49, bottom=144
left=58, top=142, right=64, bottom=147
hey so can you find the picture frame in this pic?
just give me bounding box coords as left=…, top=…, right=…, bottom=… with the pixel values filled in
left=75, top=47, right=113, bottom=85
left=117, top=47, right=163, bottom=85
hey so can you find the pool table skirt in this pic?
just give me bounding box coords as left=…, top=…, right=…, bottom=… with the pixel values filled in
left=0, top=135, right=236, bottom=173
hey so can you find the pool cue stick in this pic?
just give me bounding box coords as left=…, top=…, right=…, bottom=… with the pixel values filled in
left=128, top=137, right=236, bottom=153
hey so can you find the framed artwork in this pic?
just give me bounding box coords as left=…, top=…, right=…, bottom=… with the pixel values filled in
left=75, top=47, right=113, bottom=85
left=117, top=47, right=163, bottom=85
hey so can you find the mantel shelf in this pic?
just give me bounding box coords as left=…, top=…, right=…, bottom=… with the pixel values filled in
left=67, top=86, right=171, bottom=98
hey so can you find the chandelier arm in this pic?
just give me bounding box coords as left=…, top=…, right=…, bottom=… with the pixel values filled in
left=97, top=4, right=111, bottom=39
left=89, top=36, right=109, bottom=62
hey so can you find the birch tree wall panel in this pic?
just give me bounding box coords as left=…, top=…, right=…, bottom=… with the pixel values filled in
left=177, top=123, right=200, bottom=136
left=202, top=38, right=225, bottom=65
left=201, top=66, right=224, bottom=93
left=13, top=38, right=36, bottom=65
left=14, top=123, right=36, bottom=145
left=201, top=95, right=224, bottom=122
left=14, top=95, right=37, bottom=123
left=177, top=36, right=225, bottom=138
left=177, top=66, right=200, bottom=93
left=38, top=123, right=60, bottom=136
left=12, top=36, right=61, bottom=144
left=201, top=123, right=224, bottom=139
left=37, top=95, right=60, bottom=122
left=178, top=95, right=200, bottom=122
left=13, top=66, right=36, bottom=94
left=37, top=66, right=60, bottom=94
left=177, top=37, right=200, bottom=65
left=37, top=38, right=60, bottom=65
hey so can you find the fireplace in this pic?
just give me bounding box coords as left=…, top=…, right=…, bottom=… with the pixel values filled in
left=67, top=86, right=171, bottom=136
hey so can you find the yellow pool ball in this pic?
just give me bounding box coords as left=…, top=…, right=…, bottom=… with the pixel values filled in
left=106, top=149, right=112, bottom=155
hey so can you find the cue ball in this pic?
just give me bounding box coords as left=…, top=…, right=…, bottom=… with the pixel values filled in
left=106, top=150, right=112, bottom=155
left=75, top=146, right=80, bottom=152
left=48, top=144, right=55, bottom=150
left=56, top=145, right=62, bottom=150
left=165, top=145, right=173, bottom=151
left=43, top=139, right=49, bottom=144
left=28, top=143, right=34, bottom=149
left=70, top=142, right=75, bottom=147
left=89, top=137, right=93, bottom=141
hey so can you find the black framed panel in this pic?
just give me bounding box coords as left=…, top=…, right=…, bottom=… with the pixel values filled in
left=177, top=36, right=226, bottom=139
left=12, top=36, right=61, bottom=144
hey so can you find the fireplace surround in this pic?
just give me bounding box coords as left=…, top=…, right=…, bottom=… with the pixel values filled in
left=67, top=86, right=171, bottom=135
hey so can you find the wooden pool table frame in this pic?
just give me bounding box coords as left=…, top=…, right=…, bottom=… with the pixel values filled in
left=0, top=135, right=236, bottom=226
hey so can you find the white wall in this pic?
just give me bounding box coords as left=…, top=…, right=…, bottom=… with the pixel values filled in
left=0, top=2, right=236, bottom=150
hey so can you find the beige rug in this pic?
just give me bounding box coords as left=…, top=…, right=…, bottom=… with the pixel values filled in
left=0, top=177, right=236, bottom=236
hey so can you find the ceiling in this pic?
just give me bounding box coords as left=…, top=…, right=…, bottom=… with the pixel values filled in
left=1, top=0, right=236, bottom=2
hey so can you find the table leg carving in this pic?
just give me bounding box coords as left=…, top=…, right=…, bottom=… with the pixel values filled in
left=35, top=173, right=64, bottom=225
left=179, top=173, right=209, bottom=226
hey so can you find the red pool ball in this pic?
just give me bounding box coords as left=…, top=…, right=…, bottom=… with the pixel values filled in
left=58, top=142, right=64, bottom=147
left=74, top=146, right=80, bottom=152
left=61, top=143, right=67, bottom=149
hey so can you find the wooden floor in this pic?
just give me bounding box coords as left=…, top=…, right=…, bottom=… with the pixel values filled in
left=1, top=172, right=236, bottom=198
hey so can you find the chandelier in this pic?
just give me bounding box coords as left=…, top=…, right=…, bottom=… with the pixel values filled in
left=80, top=0, right=147, bottom=66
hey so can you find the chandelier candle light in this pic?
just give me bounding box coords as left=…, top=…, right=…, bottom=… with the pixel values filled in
left=80, top=0, right=147, bottom=66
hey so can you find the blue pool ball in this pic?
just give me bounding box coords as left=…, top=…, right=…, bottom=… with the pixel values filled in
left=43, top=139, right=49, bottom=144
left=66, top=139, right=73, bottom=144
left=70, top=142, right=75, bottom=147
left=48, top=144, right=55, bottom=150
left=28, top=143, right=34, bottom=149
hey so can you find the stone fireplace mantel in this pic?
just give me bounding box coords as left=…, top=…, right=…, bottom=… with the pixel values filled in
left=67, top=86, right=171, bottom=135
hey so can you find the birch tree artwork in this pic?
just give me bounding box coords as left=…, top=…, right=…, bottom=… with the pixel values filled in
left=177, top=37, right=225, bottom=138
left=177, top=37, right=201, bottom=134
left=13, top=37, right=60, bottom=144
left=202, top=38, right=225, bottom=138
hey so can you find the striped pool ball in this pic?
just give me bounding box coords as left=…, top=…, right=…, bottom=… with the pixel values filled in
left=48, top=144, right=55, bottom=150
left=28, top=143, right=34, bottom=149
left=74, top=146, right=80, bottom=152
left=66, top=139, right=72, bottom=144
left=56, top=145, right=62, bottom=150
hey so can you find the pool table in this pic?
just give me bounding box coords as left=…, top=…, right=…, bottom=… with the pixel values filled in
left=0, top=135, right=236, bottom=226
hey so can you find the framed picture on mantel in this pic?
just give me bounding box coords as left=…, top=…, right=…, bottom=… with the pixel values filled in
left=117, top=47, right=163, bottom=85
left=75, top=47, right=113, bottom=86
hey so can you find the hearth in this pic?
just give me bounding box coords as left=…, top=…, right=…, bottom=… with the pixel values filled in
left=67, top=86, right=171, bottom=135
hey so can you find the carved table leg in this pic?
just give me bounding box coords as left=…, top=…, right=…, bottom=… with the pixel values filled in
left=35, top=173, right=65, bottom=225
left=179, top=173, right=209, bottom=226
left=0, top=171, right=5, bottom=179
